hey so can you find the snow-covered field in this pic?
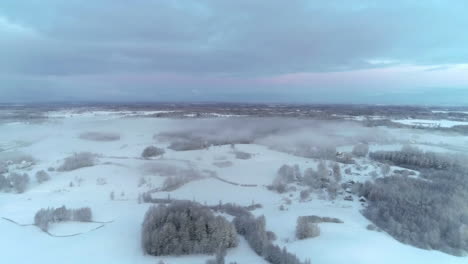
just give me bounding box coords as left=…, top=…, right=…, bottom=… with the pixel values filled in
left=1, top=110, right=467, bottom=264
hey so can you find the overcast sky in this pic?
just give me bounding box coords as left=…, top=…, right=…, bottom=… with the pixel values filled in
left=1, top=0, right=468, bottom=105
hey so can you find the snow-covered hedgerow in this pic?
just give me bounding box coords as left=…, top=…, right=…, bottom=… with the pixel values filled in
left=233, top=214, right=308, bottom=264
left=34, top=206, right=93, bottom=231
left=141, top=201, right=238, bottom=256
left=141, top=146, right=165, bottom=158
left=58, top=152, right=97, bottom=171
left=79, top=131, right=120, bottom=142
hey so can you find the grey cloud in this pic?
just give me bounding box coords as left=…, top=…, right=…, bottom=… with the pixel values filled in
left=1, top=0, right=468, bottom=102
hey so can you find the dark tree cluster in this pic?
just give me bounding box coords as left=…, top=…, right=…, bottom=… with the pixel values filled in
left=234, top=215, right=309, bottom=264
left=359, top=168, right=468, bottom=256
left=369, top=146, right=463, bottom=171
left=58, top=152, right=97, bottom=171
left=141, top=202, right=238, bottom=256
left=34, top=206, right=93, bottom=231
left=296, top=217, right=320, bottom=240
left=35, top=170, right=50, bottom=183
left=0, top=172, right=30, bottom=193
left=141, top=146, right=165, bottom=158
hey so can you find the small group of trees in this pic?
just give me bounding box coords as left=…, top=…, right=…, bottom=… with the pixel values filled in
left=58, top=152, right=97, bottom=171
left=0, top=172, right=30, bottom=193
left=270, top=162, right=342, bottom=199
left=35, top=170, right=50, bottom=183
left=296, top=217, right=320, bottom=240
left=142, top=146, right=165, bottom=158
left=141, top=201, right=238, bottom=256
left=272, top=164, right=301, bottom=193
left=303, top=161, right=341, bottom=196
left=34, top=206, right=92, bottom=231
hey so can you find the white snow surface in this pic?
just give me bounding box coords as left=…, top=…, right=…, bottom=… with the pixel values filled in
left=0, top=112, right=467, bottom=264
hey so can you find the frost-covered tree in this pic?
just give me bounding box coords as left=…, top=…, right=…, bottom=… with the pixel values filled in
left=296, top=217, right=320, bottom=240
left=332, top=163, right=341, bottom=182
left=327, top=182, right=340, bottom=200
left=141, top=146, right=165, bottom=158
left=317, top=161, right=331, bottom=184
left=300, top=190, right=310, bottom=201
left=141, top=202, right=238, bottom=256
left=272, top=164, right=300, bottom=193
left=9, top=172, right=30, bottom=193
left=35, top=170, right=50, bottom=183
left=303, top=168, right=321, bottom=189
left=380, top=164, right=391, bottom=176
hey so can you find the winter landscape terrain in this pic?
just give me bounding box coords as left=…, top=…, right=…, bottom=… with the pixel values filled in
left=1, top=103, right=468, bottom=264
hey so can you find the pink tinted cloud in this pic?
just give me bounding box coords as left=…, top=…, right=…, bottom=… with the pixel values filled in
left=42, top=64, right=468, bottom=91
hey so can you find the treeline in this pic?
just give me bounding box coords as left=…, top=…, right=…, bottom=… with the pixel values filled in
left=359, top=167, right=468, bottom=255
left=369, top=146, right=463, bottom=171
left=34, top=206, right=93, bottom=231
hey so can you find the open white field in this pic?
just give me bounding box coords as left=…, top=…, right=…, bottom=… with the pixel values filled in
left=1, top=111, right=467, bottom=264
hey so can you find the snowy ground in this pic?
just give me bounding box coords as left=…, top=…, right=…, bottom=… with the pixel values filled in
left=0, top=111, right=467, bottom=264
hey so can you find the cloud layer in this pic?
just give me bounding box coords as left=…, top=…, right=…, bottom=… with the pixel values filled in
left=1, top=0, right=468, bottom=104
